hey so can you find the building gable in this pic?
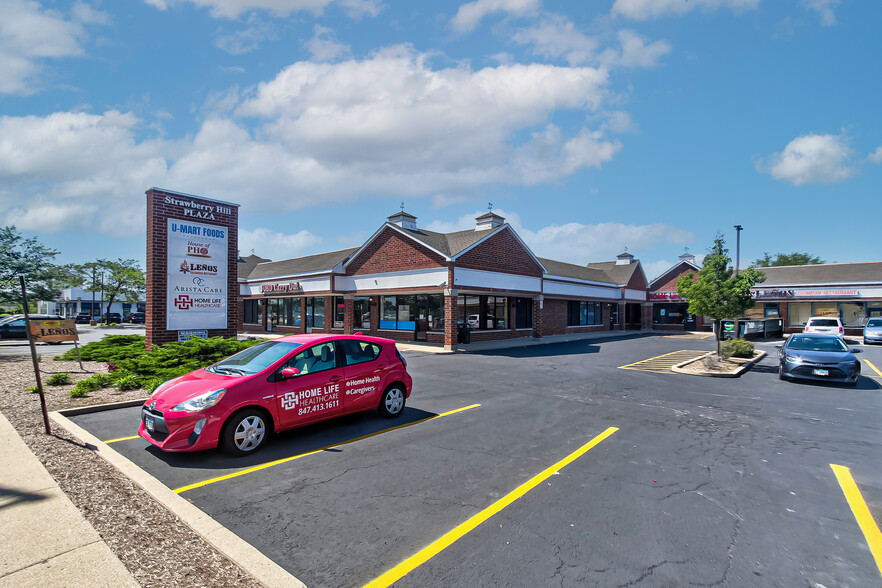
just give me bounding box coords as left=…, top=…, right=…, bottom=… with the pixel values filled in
left=650, top=262, right=699, bottom=292
left=345, top=226, right=447, bottom=276
left=454, top=227, right=544, bottom=277
left=625, top=263, right=648, bottom=290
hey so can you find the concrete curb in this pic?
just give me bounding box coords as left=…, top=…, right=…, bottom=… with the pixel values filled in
left=58, top=399, right=148, bottom=417
left=49, top=411, right=305, bottom=588
left=672, top=350, right=768, bottom=378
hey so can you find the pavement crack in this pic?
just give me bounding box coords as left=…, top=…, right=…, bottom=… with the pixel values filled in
left=616, top=559, right=689, bottom=587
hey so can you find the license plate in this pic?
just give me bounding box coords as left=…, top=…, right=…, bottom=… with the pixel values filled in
left=813, top=369, right=829, bottom=376
left=145, top=415, right=155, bottom=432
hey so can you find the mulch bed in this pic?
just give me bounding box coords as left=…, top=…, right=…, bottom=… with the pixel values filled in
left=0, top=357, right=262, bottom=587
left=676, top=351, right=764, bottom=375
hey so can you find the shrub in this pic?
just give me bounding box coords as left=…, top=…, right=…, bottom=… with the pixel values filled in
left=107, top=362, right=119, bottom=372
left=114, top=374, right=142, bottom=391
left=28, top=385, right=39, bottom=393
left=55, top=335, right=147, bottom=363
left=46, top=372, right=71, bottom=386
left=720, top=338, right=754, bottom=360
left=71, top=373, right=114, bottom=397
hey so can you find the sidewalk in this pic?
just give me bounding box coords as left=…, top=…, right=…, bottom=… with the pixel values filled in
left=0, top=414, right=137, bottom=588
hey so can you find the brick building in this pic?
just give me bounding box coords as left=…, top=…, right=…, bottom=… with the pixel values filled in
left=238, top=211, right=652, bottom=347
left=647, top=252, right=703, bottom=331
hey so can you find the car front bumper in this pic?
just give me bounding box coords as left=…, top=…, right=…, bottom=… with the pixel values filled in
left=138, top=405, right=224, bottom=452
left=780, top=360, right=860, bottom=383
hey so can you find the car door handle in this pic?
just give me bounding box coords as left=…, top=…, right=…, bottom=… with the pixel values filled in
left=329, top=375, right=342, bottom=382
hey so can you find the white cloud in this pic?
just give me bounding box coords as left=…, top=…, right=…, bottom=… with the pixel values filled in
left=425, top=209, right=694, bottom=264
left=214, top=16, right=278, bottom=54
left=611, top=0, right=760, bottom=20
left=238, top=227, right=321, bottom=259
left=803, top=0, right=839, bottom=27
left=512, top=17, right=669, bottom=70
left=0, top=0, right=108, bottom=94
left=451, top=0, right=540, bottom=34
left=868, top=146, right=882, bottom=164
left=759, top=133, right=858, bottom=185
left=611, top=29, right=671, bottom=68
left=305, top=25, right=350, bottom=61
left=144, top=0, right=381, bottom=19
left=0, top=47, right=627, bottom=238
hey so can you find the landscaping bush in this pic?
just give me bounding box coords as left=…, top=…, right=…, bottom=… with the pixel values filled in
left=46, top=372, right=71, bottom=386
left=720, top=338, right=754, bottom=360
left=58, top=335, right=261, bottom=392
left=71, top=373, right=115, bottom=397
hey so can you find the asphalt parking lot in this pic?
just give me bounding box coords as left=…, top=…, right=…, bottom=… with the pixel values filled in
left=70, top=334, right=882, bottom=587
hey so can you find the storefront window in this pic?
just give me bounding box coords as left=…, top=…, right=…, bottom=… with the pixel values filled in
left=840, top=302, right=865, bottom=327
left=305, top=297, right=324, bottom=329
left=243, top=299, right=264, bottom=324
left=379, top=295, right=444, bottom=330
left=788, top=302, right=812, bottom=326
left=333, top=297, right=345, bottom=328
left=567, top=301, right=602, bottom=326
left=764, top=303, right=779, bottom=317
left=354, top=297, right=371, bottom=329
left=813, top=302, right=838, bottom=318
left=458, top=295, right=509, bottom=330
left=653, top=303, right=689, bottom=325
left=869, top=304, right=882, bottom=318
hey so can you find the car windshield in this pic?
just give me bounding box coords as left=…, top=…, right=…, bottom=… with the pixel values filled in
left=867, top=319, right=882, bottom=328
left=809, top=319, right=839, bottom=327
left=208, top=341, right=302, bottom=375
left=788, top=336, right=848, bottom=352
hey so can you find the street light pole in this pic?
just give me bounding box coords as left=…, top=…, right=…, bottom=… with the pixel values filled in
left=733, top=225, right=743, bottom=276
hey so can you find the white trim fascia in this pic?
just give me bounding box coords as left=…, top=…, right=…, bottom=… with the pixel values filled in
left=343, top=223, right=451, bottom=269
left=451, top=225, right=548, bottom=274
left=543, top=274, right=617, bottom=288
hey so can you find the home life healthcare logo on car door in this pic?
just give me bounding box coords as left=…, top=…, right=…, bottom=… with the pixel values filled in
left=167, top=219, right=228, bottom=330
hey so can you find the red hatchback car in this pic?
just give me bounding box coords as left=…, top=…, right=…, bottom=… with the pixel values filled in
left=138, top=334, right=413, bottom=455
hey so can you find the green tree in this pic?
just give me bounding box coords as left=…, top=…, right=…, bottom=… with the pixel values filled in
left=677, top=236, right=765, bottom=354
left=76, top=259, right=146, bottom=320
left=0, top=226, right=66, bottom=307
left=754, top=252, right=824, bottom=267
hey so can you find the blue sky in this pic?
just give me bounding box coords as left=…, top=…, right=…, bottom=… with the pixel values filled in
left=1, top=0, right=880, bottom=281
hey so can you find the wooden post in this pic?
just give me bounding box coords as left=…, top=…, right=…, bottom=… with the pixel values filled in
left=19, top=276, right=51, bottom=434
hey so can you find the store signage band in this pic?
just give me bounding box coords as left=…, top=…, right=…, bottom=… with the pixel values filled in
left=752, top=288, right=861, bottom=299
left=649, top=291, right=684, bottom=301
left=166, top=218, right=228, bottom=331
left=261, top=282, right=302, bottom=294
left=164, top=195, right=233, bottom=220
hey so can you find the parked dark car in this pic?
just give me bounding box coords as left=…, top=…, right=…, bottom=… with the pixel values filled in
left=0, top=315, right=64, bottom=339
left=103, top=312, right=122, bottom=323
left=777, top=333, right=861, bottom=387
left=75, top=312, right=93, bottom=324
left=130, top=312, right=146, bottom=324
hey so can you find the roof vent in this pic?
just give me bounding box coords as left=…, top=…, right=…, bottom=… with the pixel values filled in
left=387, top=211, right=418, bottom=230
left=616, top=251, right=635, bottom=265
left=475, top=211, right=505, bottom=231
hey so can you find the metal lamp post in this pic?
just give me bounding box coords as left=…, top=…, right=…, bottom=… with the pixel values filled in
left=733, top=225, right=743, bottom=276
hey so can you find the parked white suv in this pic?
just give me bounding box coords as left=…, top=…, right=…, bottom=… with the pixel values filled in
left=803, top=316, right=844, bottom=337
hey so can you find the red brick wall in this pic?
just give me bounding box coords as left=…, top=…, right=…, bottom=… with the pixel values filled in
left=541, top=299, right=567, bottom=336
left=650, top=262, right=697, bottom=293
left=456, top=228, right=543, bottom=277
left=626, top=265, right=648, bottom=290
left=346, top=227, right=446, bottom=275
left=145, top=188, right=239, bottom=350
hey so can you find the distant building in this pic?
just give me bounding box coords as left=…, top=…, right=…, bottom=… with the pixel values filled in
left=41, top=287, right=146, bottom=318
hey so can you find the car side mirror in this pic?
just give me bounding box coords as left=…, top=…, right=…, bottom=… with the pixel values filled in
left=281, top=367, right=301, bottom=379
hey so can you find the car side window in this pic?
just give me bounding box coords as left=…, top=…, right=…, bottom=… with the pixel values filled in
left=10, top=319, right=25, bottom=327
left=341, top=339, right=381, bottom=367
left=284, top=342, right=337, bottom=375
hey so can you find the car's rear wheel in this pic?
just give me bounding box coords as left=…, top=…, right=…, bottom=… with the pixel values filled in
left=378, top=385, right=405, bottom=418
left=222, top=409, right=269, bottom=456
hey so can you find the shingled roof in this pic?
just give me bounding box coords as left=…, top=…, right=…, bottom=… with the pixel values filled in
left=245, top=247, right=360, bottom=280
left=237, top=254, right=271, bottom=279
left=540, top=258, right=626, bottom=285
left=390, top=224, right=505, bottom=258
left=757, top=262, right=882, bottom=286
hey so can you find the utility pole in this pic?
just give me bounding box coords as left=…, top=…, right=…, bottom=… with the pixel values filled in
left=733, top=225, right=743, bottom=276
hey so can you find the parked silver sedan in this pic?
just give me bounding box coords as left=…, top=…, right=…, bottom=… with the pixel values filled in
left=778, top=334, right=861, bottom=387
left=863, top=318, right=882, bottom=345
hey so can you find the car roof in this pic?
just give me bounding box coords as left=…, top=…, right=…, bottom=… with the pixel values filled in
left=274, top=333, right=397, bottom=346
left=790, top=332, right=842, bottom=339
left=806, top=316, right=841, bottom=321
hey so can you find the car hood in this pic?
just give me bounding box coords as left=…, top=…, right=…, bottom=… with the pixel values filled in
left=147, top=369, right=244, bottom=411
left=786, top=349, right=854, bottom=363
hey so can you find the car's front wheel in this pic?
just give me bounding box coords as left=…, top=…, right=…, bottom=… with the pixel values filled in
left=378, top=385, right=406, bottom=418
left=778, top=364, right=786, bottom=381
left=222, top=409, right=269, bottom=456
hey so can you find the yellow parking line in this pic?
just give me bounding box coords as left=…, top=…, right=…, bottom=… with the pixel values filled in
left=830, top=464, right=882, bottom=577
left=104, top=434, right=141, bottom=444
left=363, top=426, right=618, bottom=588
left=618, top=350, right=707, bottom=373
left=174, top=404, right=481, bottom=494
left=864, top=359, right=882, bottom=378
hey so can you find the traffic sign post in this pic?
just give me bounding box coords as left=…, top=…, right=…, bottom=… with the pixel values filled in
left=19, top=276, right=51, bottom=435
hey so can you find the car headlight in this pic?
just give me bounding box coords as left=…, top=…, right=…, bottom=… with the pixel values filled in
left=173, top=389, right=226, bottom=412
left=783, top=353, right=802, bottom=364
